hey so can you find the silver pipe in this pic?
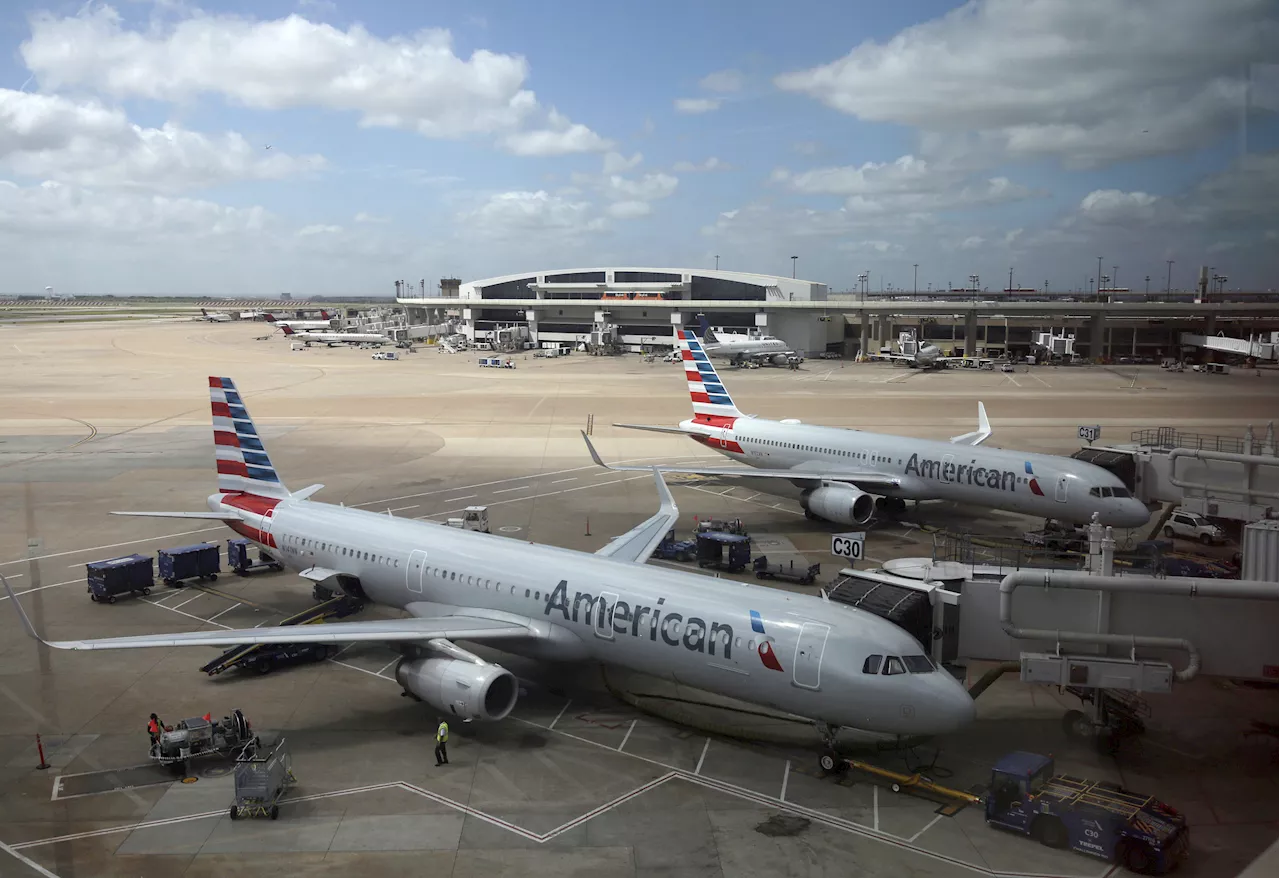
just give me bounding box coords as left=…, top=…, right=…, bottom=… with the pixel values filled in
left=1168, top=447, right=1279, bottom=500
left=998, top=571, right=1277, bottom=682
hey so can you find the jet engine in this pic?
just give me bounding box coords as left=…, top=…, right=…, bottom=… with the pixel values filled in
left=800, top=485, right=876, bottom=525
left=394, top=657, right=519, bottom=722
left=770, top=353, right=790, bottom=366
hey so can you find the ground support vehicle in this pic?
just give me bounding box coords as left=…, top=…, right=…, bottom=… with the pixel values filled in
left=1022, top=521, right=1087, bottom=553
left=158, top=543, right=220, bottom=587
left=445, top=506, right=490, bottom=533
left=696, top=532, right=751, bottom=573
left=1163, top=508, right=1227, bottom=545
left=752, top=555, right=821, bottom=584
left=230, top=735, right=295, bottom=820
left=227, top=539, right=284, bottom=576
left=694, top=517, right=749, bottom=538
left=653, top=529, right=697, bottom=562
left=200, top=594, right=364, bottom=676
left=149, top=709, right=255, bottom=775
left=820, top=752, right=982, bottom=805
left=985, top=751, right=1189, bottom=875
left=86, top=554, right=153, bottom=603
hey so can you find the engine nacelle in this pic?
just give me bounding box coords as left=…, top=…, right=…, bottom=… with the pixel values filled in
left=800, top=485, right=876, bottom=525
left=394, top=657, right=518, bottom=722
left=770, top=353, right=790, bottom=365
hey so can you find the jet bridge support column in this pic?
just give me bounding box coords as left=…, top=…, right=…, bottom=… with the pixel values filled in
left=1089, top=314, right=1106, bottom=361
left=859, top=313, right=869, bottom=360
left=964, top=311, right=978, bottom=357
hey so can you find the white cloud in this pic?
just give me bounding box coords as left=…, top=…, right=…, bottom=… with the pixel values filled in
left=0, top=88, right=321, bottom=190
left=458, top=190, right=606, bottom=236
left=607, top=200, right=651, bottom=219
left=699, top=69, right=743, bottom=93
left=22, top=5, right=609, bottom=149
left=673, top=157, right=727, bottom=172
left=1077, top=189, right=1161, bottom=224
left=775, top=0, right=1277, bottom=168
left=674, top=98, right=720, bottom=114
left=297, top=223, right=342, bottom=236
left=603, top=172, right=678, bottom=202
left=960, top=235, right=985, bottom=250
left=774, top=155, right=948, bottom=195
left=353, top=211, right=389, bottom=223
left=500, top=109, right=613, bottom=156
left=602, top=151, right=642, bottom=173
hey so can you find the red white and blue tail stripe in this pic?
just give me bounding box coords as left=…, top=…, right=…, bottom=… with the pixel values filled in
left=678, top=329, right=744, bottom=427
left=210, top=377, right=290, bottom=499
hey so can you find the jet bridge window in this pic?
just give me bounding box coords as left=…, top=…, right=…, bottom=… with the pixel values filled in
left=862, top=655, right=883, bottom=674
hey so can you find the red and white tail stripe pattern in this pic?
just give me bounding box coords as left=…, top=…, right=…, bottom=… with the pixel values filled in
left=678, top=329, right=743, bottom=429
left=209, top=377, right=290, bottom=500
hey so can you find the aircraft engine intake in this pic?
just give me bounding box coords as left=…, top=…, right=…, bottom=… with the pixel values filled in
left=394, top=657, right=518, bottom=721
left=800, top=485, right=876, bottom=525
left=770, top=353, right=790, bottom=365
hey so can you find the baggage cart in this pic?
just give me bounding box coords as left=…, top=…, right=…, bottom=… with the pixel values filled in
left=86, top=554, right=153, bottom=604
left=230, top=735, right=295, bottom=820
left=752, top=555, right=821, bottom=585
left=226, top=539, right=284, bottom=576
left=158, top=543, right=221, bottom=587
left=696, top=532, right=751, bottom=573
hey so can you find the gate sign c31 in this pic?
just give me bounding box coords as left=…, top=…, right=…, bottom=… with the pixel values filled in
left=831, top=532, right=866, bottom=560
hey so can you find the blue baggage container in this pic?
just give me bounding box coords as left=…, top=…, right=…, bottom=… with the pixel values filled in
left=86, top=554, right=153, bottom=603
left=227, top=539, right=284, bottom=576
left=158, top=543, right=221, bottom=587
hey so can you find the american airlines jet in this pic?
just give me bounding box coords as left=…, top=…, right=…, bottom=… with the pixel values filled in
left=2, top=377, right=976, bottom=759
left=589, top=330, right=1149, bottom=529
left=265, top=311, right=336, bottom=331
left=280, top=325, right=391, bottom=346
left=694, top=316, right=798, bottom=366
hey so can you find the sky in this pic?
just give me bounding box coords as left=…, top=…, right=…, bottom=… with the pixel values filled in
left=0, top=0, right=1276, bottom=297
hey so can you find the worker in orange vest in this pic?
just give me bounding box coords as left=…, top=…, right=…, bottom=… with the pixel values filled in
left=147, top=713, right=164, bottom=745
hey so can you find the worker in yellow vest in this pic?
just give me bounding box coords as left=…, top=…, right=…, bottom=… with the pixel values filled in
left=434, top=720, right=449, bottom=766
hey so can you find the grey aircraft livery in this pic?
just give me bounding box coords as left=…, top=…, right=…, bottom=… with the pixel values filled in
left=590, top=330, right=1150, bottom=529
left=2, top=377, right=977, bottom=760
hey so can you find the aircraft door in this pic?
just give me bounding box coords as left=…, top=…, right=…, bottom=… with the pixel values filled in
left=594, top=591, right=618, bottom=640
left=792, top=622, right=830, bottom=690
left=260, top=508, right=275, bottom=546
left=1055, top=474, right=1069, bottom=503
left=406, top=549, right=427, bottom=593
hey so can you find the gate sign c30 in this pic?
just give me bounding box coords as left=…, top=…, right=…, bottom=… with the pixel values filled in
left=831, top=532, right=866, bottom=560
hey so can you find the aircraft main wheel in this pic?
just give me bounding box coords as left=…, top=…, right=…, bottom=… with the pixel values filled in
left=890, top=782, right=902, bottom=793
left=819, top=752, right=838, bottom=773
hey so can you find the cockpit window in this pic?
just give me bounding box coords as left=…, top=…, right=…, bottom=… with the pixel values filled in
left=862, top=655, right=883, bottom=674
left=1111, top=487, right=1132, bottom=498
left=882, top=656, right=906, bottom=676
left=902, top=655, right=935, bottom=673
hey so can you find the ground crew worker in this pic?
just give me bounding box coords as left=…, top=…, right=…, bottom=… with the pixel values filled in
left=434, top=720, right=449, bottom=766
left=147, top=713, right=163, bottom=745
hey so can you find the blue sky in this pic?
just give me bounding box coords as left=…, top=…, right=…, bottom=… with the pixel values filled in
left=0, top=0, right=1275, bottom=296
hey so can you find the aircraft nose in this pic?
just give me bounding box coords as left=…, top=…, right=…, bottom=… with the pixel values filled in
left=1114, top=500, right=1151, bottom=529
left=923, top=674, right=977, bottom=734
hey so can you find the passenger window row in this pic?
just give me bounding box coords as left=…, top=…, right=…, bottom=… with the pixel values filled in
left=741, top=436, right=883, bottom=461
left=283, top=535, right=399, bottom=568
left=426, top=567, right=515, bottom=595
left=862, top=654, right=935, bottom=675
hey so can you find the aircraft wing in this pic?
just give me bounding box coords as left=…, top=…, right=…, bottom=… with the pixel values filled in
left=1, top=574, right=531, bottom=651
left=594, top=467, right=679, bottom=563
left=582, top=432, right=900, bottom=489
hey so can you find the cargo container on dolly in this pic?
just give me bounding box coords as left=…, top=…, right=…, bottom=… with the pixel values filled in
left=86, top=554, right=154, bottom=603
left=158, top=543, right=221, bottom=587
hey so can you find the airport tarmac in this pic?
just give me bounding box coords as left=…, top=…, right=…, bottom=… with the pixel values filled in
left=0, top=320, right=1276, bottom=877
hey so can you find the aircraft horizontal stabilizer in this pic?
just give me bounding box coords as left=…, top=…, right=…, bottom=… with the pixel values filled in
left=949, top=402, right=992, bottom=446
left=1, top=573, right=531, bottom=650
left=109, top=511, right=241, bottom=520
left=612, top=423, right=692, bottom=435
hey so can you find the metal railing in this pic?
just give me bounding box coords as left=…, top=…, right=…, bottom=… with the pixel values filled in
left=931, top=532, right=1087, bottom=572
left=1131, top=427, right=1245, bottom=455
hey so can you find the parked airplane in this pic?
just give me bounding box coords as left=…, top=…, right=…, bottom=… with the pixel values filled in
left=280, top=325, right=391, bottom=347
left=265, top=311, right=335, bottom=331
left=591, top=330, right=1150, bottom=529
left=200, top=308, right=233, bottom=323
left=2, top=377, right=976, bottom=756
left=875, top=341, right=954, bottom=369
left=694, top=316, right=798, bottom=366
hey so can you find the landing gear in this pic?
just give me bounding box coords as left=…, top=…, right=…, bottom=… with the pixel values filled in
left=815, top=723, right=848, bottom=775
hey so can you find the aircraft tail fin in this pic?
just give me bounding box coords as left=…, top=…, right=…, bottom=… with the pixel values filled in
left=696, top=314, right=718, bottom=344
left=210, top=377, right=291, bottom=499
left=280, top=325, right=295, bottom=335
left=677, top=329, right=745, bottom=423
left=264, top=313, right=277, bottom=323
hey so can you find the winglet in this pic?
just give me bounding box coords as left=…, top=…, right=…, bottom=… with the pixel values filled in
left=950, top=401, right=992, bottom=446
left=581, top=430, right=611, bottom=469
left=594, top=467, right=680, bottom=563
left=1, top=573, right=45, bottom=644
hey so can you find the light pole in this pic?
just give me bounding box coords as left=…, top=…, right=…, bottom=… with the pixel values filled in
left=1144, top=275, right=1150, bottom=296
left=715, top=255, right=719, bottom=270
left=913, top=263, right=918, bottom=294
left=1112, top=265, right=1118, bottom=289
left=1096, top=256, right=1103, bottom=299
left=1166, top=260, right=1174, bottom=295
left=1008, top=266, right=1013, bottom=292
left=791, top=256, right=798, bottom=279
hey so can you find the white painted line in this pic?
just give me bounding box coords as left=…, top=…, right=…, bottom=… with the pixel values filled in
left=171, top=593, right=204, bottom=611
left=441, top=495, right=477, bottom=504
left=550, top=477, right=577, bottom=484
left=781, top=760, right=790, bottom=802
left=618, top=719, right=637, bottom=752
left=0, top=839, right=61, bottom=878
left=0, top=577, right=85, bottom=602
left=376, top=658, right=400, bottom=676
left=388, top=505, right=418, bottom=513
left=204, top=604, right=237, bottom=624
left=1004, top=373, right=1021, bottom=387
left=1, top=527, right=220, bottom=568
left=142, top=599, right=233, bottom=630
left=908, top=813, right=943, bottom=843
left=329, top=658, right=389, bottom=680
left=492, top=485, right=531, bottom=494
left=694, top=737, right=710, bottom=774
left=549, top=699, right=571, bottom=730
left=874, top=784, right=880, bottom=832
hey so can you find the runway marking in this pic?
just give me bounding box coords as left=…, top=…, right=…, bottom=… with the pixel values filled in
left=492, top=485, right=531, bottom=494
left=0, top=840, right=61, bottom=878
left=549, top=699, right=571, bottom=730
left=909, top=813, right=943, bottom=842
left=874, top=784, right=880, bottom=831
left=694, top=737, right=710, bottom=774
left=1, top=527, right=220, bottom=569
left=1004, top=373, right=1021, bottom=387
left=550, top=477, right=577, bottom=484
left=781, top=760, right=791, bottom=802
left=0, top=577, right=85, bottom=602
left=376, top=657, right=400, bottom=676
left=388, top=505, right=419, bottom=513
left=204, top=604, right=237, bottom=624
left=1030, top=374, right=1051, bottom=388
left=440, top=495, right=477, bottom=504
left=618, top=719, right=637, bottom=751
left=170, top=593, right=204, bottom=611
